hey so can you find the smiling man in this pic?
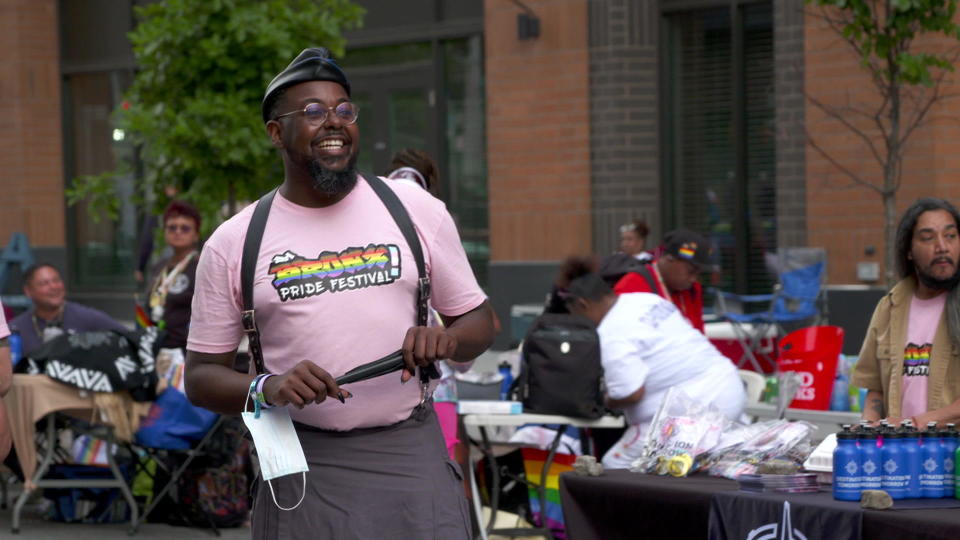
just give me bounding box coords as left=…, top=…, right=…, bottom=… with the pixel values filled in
left=10, top=264, right=127, bottom=356
left=184, top=48, right=495, bottom=539
left=853, top=197, right=960, bottom=429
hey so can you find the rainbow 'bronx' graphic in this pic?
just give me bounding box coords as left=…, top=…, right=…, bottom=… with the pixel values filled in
left=268, top=244, right=401, bottom=301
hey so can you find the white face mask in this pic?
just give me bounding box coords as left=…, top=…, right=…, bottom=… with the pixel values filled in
left=242, top=398, right=309, bottom=510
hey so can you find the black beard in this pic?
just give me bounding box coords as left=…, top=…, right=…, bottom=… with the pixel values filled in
left=307, top=158, right=358, bottom=196
left=917, top=267, right=960, bottom=291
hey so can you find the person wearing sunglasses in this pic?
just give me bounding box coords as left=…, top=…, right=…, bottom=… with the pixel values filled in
left=146, top=201, right=202, bottom=386
left=184, top=48, right=495, bottom=539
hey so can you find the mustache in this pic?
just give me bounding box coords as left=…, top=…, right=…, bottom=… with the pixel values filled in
left=932, top=256, right=955, bottom=266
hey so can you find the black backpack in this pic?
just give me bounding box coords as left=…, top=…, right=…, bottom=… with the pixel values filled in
left=598, top=253, right=657, bottom=289
left=514, top=313, right=605, bottom=419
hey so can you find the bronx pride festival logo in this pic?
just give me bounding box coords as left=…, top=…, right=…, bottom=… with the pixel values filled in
left=268, top=244, right=402, bottom=301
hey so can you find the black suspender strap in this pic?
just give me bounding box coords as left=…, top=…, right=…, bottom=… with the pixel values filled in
left=240, top=188, right=277, bottom=375
left=363, top=173, right=439, bottom=382
left=362, top=174, right=430, bottom=328
left=239, top=176, right=438, bottom=380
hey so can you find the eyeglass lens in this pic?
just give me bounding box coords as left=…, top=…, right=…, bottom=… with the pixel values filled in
left=302, top=102, right=358, bottom=124
left=166, top=224, right=193, bottom=233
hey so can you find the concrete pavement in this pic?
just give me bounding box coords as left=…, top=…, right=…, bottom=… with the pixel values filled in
left=0, top=484, right=249, bottom=539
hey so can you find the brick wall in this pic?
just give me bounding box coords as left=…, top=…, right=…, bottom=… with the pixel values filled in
left=588, top=0, right=660, bottom=255
left=774, top=0, right=806, bottom=249
left=485, top=0, right=591, bottom=262
left=804, top=5, right=960, bottom=285
left=0, top=0, right=65, bottom=248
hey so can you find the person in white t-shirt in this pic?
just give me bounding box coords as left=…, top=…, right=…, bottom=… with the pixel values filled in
left=185, top=48, right=495, bottom=539
left=555, top=256, right=745, bottom=469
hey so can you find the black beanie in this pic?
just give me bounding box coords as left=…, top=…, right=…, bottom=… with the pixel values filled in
left=262, top=47, right=351, bottom=123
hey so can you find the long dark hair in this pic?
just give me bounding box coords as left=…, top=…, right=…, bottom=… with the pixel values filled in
left=895, top=197, right=960, bottom=349
left=895, top=197, right=960, bottom=279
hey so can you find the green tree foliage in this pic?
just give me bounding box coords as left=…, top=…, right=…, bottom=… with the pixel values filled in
left=807, top=0, right=960, bottom=285
left=67, top=0, right=364, bottom=232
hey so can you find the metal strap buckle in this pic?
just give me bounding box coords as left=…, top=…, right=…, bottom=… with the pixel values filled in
left=241, top=310, right=257, bottom=333
left=418, top=379, right=429, bottom=407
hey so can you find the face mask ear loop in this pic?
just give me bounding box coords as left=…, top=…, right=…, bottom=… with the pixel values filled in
left=266, top=472, right=307, bottom=511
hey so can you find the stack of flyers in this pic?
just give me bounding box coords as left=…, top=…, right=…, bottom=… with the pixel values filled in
left=737, top=473, right=820, bottom=493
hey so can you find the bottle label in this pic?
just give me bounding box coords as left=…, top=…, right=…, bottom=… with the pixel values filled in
left=861, top=458, right=882, bottom=489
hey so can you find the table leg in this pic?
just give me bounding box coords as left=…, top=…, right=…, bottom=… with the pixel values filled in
left=468, top=441, right=489, bottom=540
left=11, top=414, right=57, bottom=533
left=104, top=433, right=139, bottom=535
left=478, top=426, right=500, bottom=534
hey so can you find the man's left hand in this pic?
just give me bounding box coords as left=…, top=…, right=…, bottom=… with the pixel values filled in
left=400, top=326, right=457, bottom=383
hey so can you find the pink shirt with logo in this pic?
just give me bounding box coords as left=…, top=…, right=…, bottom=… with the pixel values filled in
left=187, top=176, right=486, bottom=430
left=900, top=292, right=946, bottom=419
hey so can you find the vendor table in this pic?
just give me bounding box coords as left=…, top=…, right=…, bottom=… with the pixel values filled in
left=462, top=412, right=625, bottom=540
left=3, top=374, right=150, bottom=534
left=560, top=469, right=960, bottom=540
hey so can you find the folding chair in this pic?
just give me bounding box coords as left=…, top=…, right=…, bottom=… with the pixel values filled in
left=129, top=415, right=226, bottom=533
left=714, top=247, right=828, bottom=372
left=126, top=385, right=224, bottom=534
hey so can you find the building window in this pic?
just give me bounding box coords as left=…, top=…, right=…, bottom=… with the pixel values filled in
left=662, top=2, right=775, bottom=294
left=63, top=70, right=140, bottom=290
left=346, top=36, right=488, bottom=285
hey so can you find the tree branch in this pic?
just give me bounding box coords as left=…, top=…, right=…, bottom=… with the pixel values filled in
left=806, top=93, right=887, bottom=169
left=806, top=129, right=884, bottom=197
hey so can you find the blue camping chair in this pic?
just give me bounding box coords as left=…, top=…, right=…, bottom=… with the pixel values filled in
left=714, top=248, right=828, bottom=372
left=128, top=387, right=223, bottom=533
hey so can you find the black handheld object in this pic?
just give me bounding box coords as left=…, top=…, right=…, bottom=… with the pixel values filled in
left=335, top=350, right=407, bottom=385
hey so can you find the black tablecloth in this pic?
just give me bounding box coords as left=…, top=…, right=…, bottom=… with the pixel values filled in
left=560, top=470, right=734, bottom=540
left=559, top=469, right=960, bottom=540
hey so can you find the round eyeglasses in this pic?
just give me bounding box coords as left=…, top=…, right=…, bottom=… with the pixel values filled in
left=274, top=101, right=360, bottom=125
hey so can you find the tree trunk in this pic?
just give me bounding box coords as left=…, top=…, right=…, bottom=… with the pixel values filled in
left=884, top=36, right=901, bottom=289
left=884, top=188, right=897, bottom=287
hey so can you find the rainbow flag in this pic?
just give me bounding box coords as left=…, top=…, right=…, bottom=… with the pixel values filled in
left=134, top=303, right=154, bottom=328
left=521, top=448, right=577, bottom=537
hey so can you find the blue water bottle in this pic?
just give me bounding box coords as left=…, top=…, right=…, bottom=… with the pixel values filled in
left=859, top=427, right=882, bottom=491
left=8, top=331, right=21, bottom=367
left=498, top=361, right=513, bottom=401
left=830, top=374, right=850, bottom=411
left=881, top=430, right=907, bottom=499
left=833, top=425, right=861, bottom=501
left=920, top=423, right=945, bottom=498
left=940, top=424, right=958, bottom=496
left=900, top=422, right=922, bottom=498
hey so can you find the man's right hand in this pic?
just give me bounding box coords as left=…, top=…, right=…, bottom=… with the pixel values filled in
left=262, top=360, right=345, bottom=409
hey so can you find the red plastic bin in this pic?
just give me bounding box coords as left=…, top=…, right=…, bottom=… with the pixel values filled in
left=776, top=325, right=844, bottom=410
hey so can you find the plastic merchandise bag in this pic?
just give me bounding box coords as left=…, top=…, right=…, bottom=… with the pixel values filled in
left=704, top=419, right=815, bottom=479
left=628, top=387, right=732, bottom=476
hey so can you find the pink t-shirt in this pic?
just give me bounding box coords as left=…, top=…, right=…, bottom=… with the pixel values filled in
left=187, top=176, right=486, bottom=430
left=900, top=292, right=946, bottom=419
left=0, top=300, right=9, bottom=339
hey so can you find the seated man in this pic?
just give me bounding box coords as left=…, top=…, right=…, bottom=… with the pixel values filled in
left=613, top=229, right=712, bottom=333
left=853, top=198, right=960, bottom=428
left=9, top=264, right=127, bottom=357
